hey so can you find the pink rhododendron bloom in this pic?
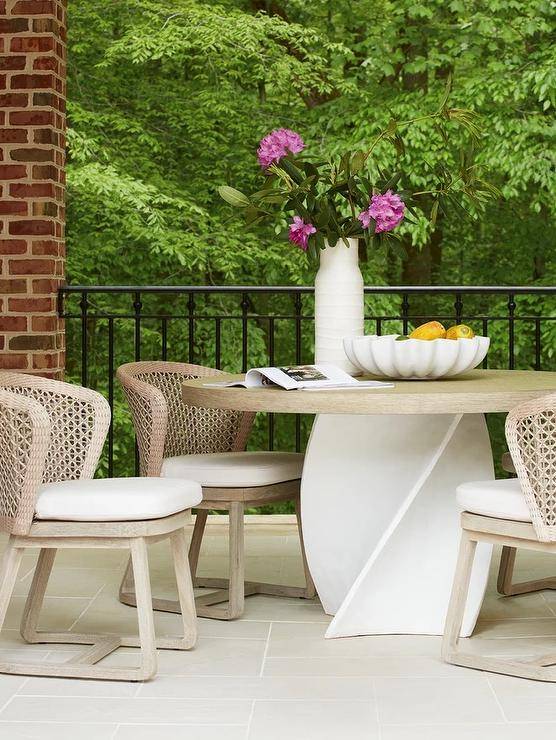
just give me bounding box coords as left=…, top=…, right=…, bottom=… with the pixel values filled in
left=288, top=216, right=316, bottom=251
left=257, top=128, right=305, bottom=169
left=358, top=190, right=405, bottom=233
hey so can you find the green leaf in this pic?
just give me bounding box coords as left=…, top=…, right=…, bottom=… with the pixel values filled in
left=218, top=185, right=250, bottom=207
left=350, top=150, right=366, bottom=173
left=280, top=159, right=305, bottom=184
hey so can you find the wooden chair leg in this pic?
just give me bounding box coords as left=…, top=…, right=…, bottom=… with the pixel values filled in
left=188, top=510, right=208, bottom=586
left=295, top=498, right=317, bottom=599
left=119, top=555, right=135, bottom=606
left=497, top=545, right=556, bottom=596
left=443, top=533, right=556, bottom=681
left=0, top=537, right=24, bottom=635
left=171, top=527, right=197, bottom=649
left=441, top=531, right=477, bottom=662
left=194, top=501, right=246, bottom=620
left=130, top=537, right=157, bottom=680
left=20, top=547, right=56, bottom=643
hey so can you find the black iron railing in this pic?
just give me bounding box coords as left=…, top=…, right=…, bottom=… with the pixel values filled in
left=58, top=285, right=556, bottom=477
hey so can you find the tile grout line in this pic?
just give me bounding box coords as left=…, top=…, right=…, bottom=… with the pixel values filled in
left=258, top=622, right=273, bottom=678
left=245, top=699, right=256, bottom=740
left=485, top=675, right=509, bottom=723
left=67, top=584, right=106, bottom=632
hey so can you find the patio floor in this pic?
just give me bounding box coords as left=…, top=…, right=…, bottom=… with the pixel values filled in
left=1, top=521, right=556, bottom=739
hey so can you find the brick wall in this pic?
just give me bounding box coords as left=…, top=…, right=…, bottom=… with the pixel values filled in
left=0, top=0, right=66, bottom=377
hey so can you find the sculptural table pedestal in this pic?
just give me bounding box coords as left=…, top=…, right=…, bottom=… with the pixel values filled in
left=182, top=370, right=556, bottom=638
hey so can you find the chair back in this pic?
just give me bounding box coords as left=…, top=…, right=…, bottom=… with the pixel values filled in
left=506, top=393, right=556, bottom=542
left=0, top=389, right=50, bottom=534
left=117, top=361, right=254, bottom=477
left=0, top=372, right=110, bottom=487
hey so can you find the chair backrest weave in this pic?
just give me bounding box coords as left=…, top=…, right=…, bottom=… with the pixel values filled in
left=0, top=372, right=110, bottom=487
left=116, top=361, right=255, bottom=477
left=0, top=388, right=50, bottom=535
left=506, top=393, right=556, bottom=542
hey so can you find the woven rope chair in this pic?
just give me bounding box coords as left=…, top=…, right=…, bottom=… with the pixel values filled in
left=0, top=373, right=199, bottom=681
left=443, top=393, right=556, bottom=680
left=496, top=450, right=556, bottom=596
left=117, top=361, right=315, bottom=620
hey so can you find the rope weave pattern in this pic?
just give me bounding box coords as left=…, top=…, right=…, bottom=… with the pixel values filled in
left=506, top=393, right=556, bottom=542
left=116, top=362, right=254, bottom=477
left=0, top=372, right=111, bottom=535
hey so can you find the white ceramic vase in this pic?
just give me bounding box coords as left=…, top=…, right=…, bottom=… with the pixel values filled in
left=314, top=238, right=364, bottom=375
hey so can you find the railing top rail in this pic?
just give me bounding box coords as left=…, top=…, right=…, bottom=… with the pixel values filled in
left=58, top=285, right=556, bottom=295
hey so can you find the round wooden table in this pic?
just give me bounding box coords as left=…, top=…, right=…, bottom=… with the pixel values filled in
left=182, top=370, right=556, bottom=639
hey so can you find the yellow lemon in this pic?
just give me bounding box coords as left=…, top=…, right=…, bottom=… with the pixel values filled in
left=446, top=324, right=475, bottom=340
left=408, top=321, right=447, bottom=340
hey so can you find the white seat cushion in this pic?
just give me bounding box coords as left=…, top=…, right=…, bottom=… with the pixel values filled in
left=161, top=451, right=304, bottom=488
left=456, top=478, right=531, bottom=522
left=35, top=477, right=202, bottom=522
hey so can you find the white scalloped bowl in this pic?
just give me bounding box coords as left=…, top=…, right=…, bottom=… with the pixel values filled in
left=343, top=334, right=490, bottom=380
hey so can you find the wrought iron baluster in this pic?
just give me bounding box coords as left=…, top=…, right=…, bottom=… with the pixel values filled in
left=508, top=292, right=516, bottom=370
left=80, top=291, right=88, bottom=387
left=187, top=293, right=195, bottom=363
left=107, top=318, right=114, bottom=477
left=241, top=292, right=249, bottom=373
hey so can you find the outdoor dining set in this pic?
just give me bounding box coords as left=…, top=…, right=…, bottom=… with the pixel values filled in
left=0, top=362, right=555, bottom=684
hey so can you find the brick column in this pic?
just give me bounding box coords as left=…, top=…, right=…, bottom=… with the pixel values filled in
left=0, top=0, right=66, bottom=377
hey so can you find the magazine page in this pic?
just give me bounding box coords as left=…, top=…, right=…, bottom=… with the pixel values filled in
left=202, top=363, right=394, bottom=391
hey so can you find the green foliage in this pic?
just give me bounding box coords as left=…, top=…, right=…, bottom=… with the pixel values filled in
left=65, top=0, right=555, bottom=500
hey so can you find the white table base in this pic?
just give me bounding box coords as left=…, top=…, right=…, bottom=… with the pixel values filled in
left=301, top=413, right=494, bottom=638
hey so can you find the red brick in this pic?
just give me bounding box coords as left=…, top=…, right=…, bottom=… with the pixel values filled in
left=10, top=36, right=53, bottom=53
left=0, top=353, right=28, bottom=370
left=33, top=128, right=58, bottom=145
left=33, top=352, right=59, bottom=369
left=31, top=239, right=58, bottom=255
left=33, top=56, right=58, bottom=71
left=32, top=201, right=57, bottom=216
left=10, top=182, right=55, bottom=198
left=32, top=18, right=59, bottom=35
left=0, top=239, right=27, bottom=254
left=31, top=315, right=57, bottom=332
left=0, top=316, right=27, bottom=332
left=32, top=277, right=58, bottom=292
left=0, top=128, right=28, bottom=143
left=10, top=147, right=54, bottom=162
left=0, top=200, right=27, bottom=214
left=0, top=278, right=27, bottom=293
left=0, top=18, right=28, bottom=34
left=9, top=296, right=52, bottom=312
left=0, top=56, right=26, bottom=70
left=0, top=164, right=27, bottom=179
left=9, top=334, right=56, bottom=351
left=10, top=73, right=54, bottom=90
left=0, top=92, right=28, bottom=107
left=9, top=258, right=54, bottom=275
left=12, top=0, right=56, bottom=13
left=9, top=110, right=53, bottom=126
left=8, top=220, right=54, bottom=236
left=32, top=164, right=58, bottom=180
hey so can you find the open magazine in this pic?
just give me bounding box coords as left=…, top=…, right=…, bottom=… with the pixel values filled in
left=203, top=363, right=394, bottom=391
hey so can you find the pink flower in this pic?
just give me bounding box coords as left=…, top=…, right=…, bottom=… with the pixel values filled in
left=289, top=216, right=316, bottom=251
left=257, top=128, right=305, bottom=169
left=358, top=190, right=405, bottom=233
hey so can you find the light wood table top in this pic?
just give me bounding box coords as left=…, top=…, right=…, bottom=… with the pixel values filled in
left=182, top=369, right=556, bottom=415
